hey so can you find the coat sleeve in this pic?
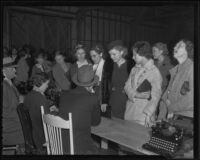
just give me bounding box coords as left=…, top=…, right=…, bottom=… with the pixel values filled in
left=143, top=69, right=162, bottom=117
left=91, top=97, right=101, bottom=126
left=124, top=67, right=137, bottom=102
left=168, top=65, right=193, bottom=113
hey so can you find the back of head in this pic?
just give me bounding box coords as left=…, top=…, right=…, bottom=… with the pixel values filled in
left=153, top=42, right=169, bottom=55
left=132, top=41, right=152, bottom=59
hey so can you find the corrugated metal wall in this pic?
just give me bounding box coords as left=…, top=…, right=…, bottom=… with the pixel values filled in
left=77, top=9, right=132, bottom=51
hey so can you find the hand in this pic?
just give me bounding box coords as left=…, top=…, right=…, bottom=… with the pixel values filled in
left=19, top=95, right=24, bottom=103
left=50, top=105, right=59, bottom=112
left=167, top=112, right=174, bottom=119
left=144, top=115, right=151, bottom=127
left=101, top=104, right=107, bottom=112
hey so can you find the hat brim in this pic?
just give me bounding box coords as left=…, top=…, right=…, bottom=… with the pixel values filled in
left=72, top=73, right=99, bottom=87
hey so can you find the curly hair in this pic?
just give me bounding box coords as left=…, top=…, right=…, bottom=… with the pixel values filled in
left=90, top=44, right=104, bottom=55
left=132, top=41, right=152, bottom=59
left=31, top=72, right=50, bottom=87
left=181, top=39, right=194, bottom=58
left=153, top=42, right=169, bottom=55
left=74, top=44, right=87, bottom=54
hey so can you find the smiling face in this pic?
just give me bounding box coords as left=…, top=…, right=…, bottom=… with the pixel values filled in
left=173, top=41, right=187, bottom=60
left=90, top=50, right=102, bottom=64
left=109, top=48, right=123, bottom=63
left=76, top=48, right=86, bottom=62
left=152, top=47, right=163, bottom=60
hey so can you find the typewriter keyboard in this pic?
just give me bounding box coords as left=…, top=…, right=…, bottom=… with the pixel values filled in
left=142, top=136, right=179, bottom=157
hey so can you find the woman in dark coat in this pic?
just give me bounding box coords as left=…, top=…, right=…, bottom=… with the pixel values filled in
left=24, top=73, right=56, bottom=152
left=106, top=40, right=135, bottom=119
left=89, top=44, right=113, bottom=116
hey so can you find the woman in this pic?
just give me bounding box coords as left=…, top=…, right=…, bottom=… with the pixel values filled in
left=31, top=50, right=52, bottom=78
left=152, top=42, right=174, bottom=92
left=107, top=40, right=134, bottom=119
left=52, top=51, right=72, bottom=91
left=70, top=44, right=90, bottom=77
left=89, top=44, right=113, bottom=116
left=124, top=41, right=162, bottom=127
left=24, top=73, right=57, bottom=153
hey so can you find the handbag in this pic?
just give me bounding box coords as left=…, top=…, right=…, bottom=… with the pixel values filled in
left=136, top=79, right=152, bottom=93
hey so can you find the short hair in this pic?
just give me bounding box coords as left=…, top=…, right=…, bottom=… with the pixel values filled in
left=31, top=72, right=50, bottom=87
left=74, top=44, right=87, bottom=54
left=17, top=49, right=27, bottom=58
left=90, top=44, right=104, bottom=55
left=132, top=41, right=152, bottom=59
left=180, top=39, right=194, bottom=58
left=35, top=49, right=46, bottom=60
left=54, top=50, right=66, bottom=58
left=108, top=40, right=128, bottom=57
left=153, top=42, right=169, bottom=55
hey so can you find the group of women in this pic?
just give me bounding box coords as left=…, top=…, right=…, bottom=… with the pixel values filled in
left=3, top=39, right=181, bottom=153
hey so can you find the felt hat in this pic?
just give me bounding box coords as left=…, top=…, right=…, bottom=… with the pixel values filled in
left=72, top=65, right=99, bottom=87
left=3, top=57, right=17, bottom=68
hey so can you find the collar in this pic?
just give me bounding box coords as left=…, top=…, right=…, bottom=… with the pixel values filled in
left=170, top=58, right=192, bottom=74
left=4, top=77, right=13, bottom=86
left=143, top=59, right=155, bottom=70
left=77, top=60, right=88, bottom=68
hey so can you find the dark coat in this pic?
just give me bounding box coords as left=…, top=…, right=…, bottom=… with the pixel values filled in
left=59, top=86, right=101, bottom=154
left=3, top=80, right=24, bottom=145
left=24, top=90, right=51, bottom=150
left=101, top=58, right=135, bottom=105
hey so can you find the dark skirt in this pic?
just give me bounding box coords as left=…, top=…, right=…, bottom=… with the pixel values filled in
left=109, top=89, right=127, bottom=119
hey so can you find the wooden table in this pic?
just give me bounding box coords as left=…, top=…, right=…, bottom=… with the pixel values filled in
left=91, top=117, right=155, bottom=154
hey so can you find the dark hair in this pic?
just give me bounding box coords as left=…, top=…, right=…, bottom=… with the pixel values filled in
left=35, top=49, right=47, bottom=60
left=180, top=39, right=193, bottom=59
left=132, top=41, right=152, bottom=59
left=31, top=72, right=50, bottom=87
left=153, top=42, right=169, bottom=55
left=54, top=50, right=66, bottom=59
left=74, top=44, right=87, bottom=54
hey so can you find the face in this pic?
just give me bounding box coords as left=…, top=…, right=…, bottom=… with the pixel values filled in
left=36, top=56, right=44, bottom=65
left=132, top=49, right=143, bottom=64
left=152, top=47, right=163, bottom=59
left=55, top=54, right=64, bottom=64
left=90, top=50, right=102, bottom=64
left=39, top=80, right=50, bottom=93
left=76, top=48, right=86, bottom=62
left=109, top=48, right=123, bottom=63
left=173, top=41, right=187, bottom=59
left=3, top=67, right=16, bottom=79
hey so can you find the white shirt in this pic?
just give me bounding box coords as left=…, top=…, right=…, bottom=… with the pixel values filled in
left=93, top=58, right=105, bottom=82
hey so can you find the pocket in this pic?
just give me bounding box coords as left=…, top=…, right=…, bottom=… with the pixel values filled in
left=180, top=81, right=190, bottom=95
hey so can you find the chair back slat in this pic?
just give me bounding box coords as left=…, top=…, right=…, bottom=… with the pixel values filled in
left=41, top=106, right=74, bottom=155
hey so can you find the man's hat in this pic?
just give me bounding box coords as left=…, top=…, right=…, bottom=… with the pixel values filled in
left=3, top=57, right=17, bottom=68
left=107, top=40, right=124, bottom=51
left=72, top=65, right=99, bottom=87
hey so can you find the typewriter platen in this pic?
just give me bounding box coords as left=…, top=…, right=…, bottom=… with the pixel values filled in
left=142, top=121, right=184, bottom=158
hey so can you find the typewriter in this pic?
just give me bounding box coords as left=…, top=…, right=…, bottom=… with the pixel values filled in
left=142, top=121, right=184, bottom=158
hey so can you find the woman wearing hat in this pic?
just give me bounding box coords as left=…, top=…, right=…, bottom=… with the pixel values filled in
left=107, top=40, right=134, bottom=119
left=59, top=65, right=102, bottom=154
left=2, top=57, right=24, bottom=151
left=152, top=42, right=174, bottom=93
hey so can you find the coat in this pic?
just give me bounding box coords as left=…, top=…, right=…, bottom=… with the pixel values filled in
left=3, top=80, right=24, bottom=145
left=59, top=86, right=101, bottom=154
left=158, top=58, right=193, bottom=118
left=52, top=63, right=71, bottom=91
left=124, top=59, right=162, bottom=126
left=24, top=90, right=51, bottom=150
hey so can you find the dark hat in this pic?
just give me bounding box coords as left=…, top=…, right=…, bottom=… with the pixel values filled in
left=3, top=57, right=17, bottom=68
left=107, top=40, right=124, bottom=51
left=72, top=65, right=99, bottom=87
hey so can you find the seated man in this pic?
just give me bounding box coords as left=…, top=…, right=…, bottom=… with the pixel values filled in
left=157, top=39, right=193, bottom=121
left=59, top=65, right=101, bottom=154
left=2, top=56, right=24, bottom=152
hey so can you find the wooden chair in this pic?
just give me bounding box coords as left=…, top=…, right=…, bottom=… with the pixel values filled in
left=40, top=106, right=74, bottom=155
